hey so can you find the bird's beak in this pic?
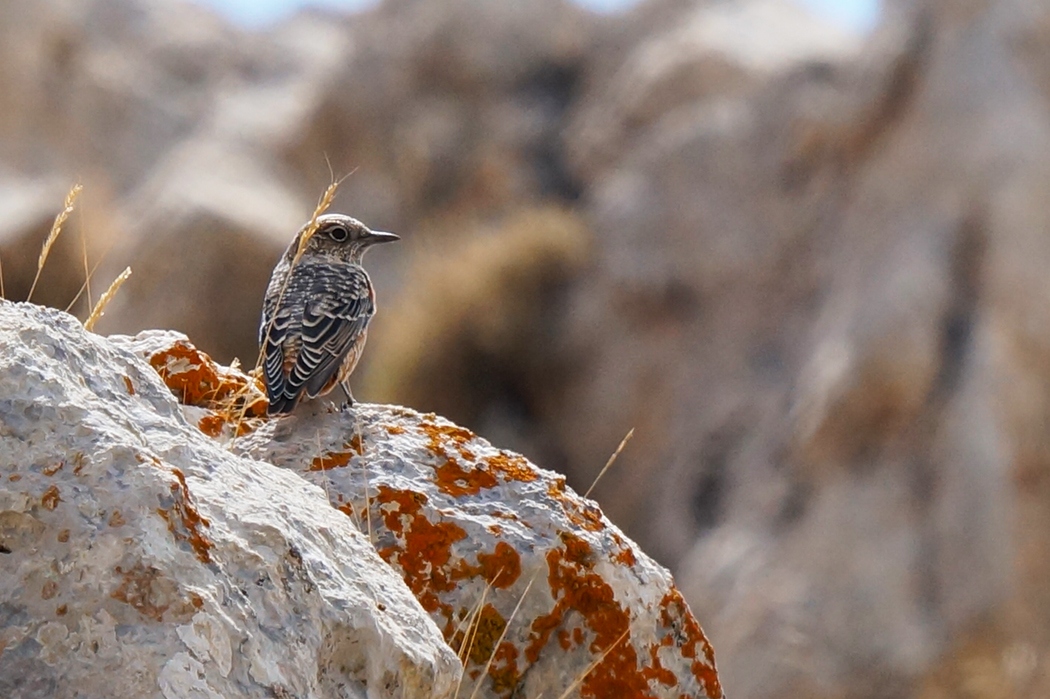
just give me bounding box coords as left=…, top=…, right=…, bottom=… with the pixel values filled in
left=365, top=230, right=400, bottom=245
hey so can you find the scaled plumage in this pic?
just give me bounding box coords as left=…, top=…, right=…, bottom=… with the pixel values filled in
left=259, top=214, right=398, bottom=415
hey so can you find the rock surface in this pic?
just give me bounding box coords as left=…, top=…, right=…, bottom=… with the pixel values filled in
left=116, top=329, right=724, bottom=699
left=0, top=301, right=723, bottom=699
left=0, top=301, right=461, bottom=699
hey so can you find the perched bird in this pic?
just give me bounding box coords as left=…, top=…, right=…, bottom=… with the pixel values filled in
left=259, top=213, right=399, bottom=415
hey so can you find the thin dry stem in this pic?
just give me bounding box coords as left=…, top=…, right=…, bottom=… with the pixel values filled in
left=293, top=180, right=339, bottom=264
left=584, top=428, right=634, bottom=499
left=0, top=253, right=5, bottom=299
left=79, top=208, right=92, bottom=313
left=453, top=584, right=492, bottom=699
left=555, top=628, right=631, bottom=699
left=65, top=240, right=115, bottom=313
left=84, top=266, right=131, bottom=331
left=464, top=575, right=538, bottom=699
left=28, top=183, right=82, bottom=303
left=355, top=413, right=373, bottom=545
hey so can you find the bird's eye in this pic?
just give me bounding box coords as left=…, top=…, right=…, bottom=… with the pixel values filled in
left=327, top=225, right=350, bottom=242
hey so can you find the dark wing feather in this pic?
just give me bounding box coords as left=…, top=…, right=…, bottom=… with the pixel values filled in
left=261, top=261, right=374, bottom=414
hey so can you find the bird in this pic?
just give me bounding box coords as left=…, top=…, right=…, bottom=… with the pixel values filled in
left=259, top=213, right=399, bottom=415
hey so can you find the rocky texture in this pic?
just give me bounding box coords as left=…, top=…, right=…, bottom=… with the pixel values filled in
left=0, top=301, right=461, bottom=699
left=115, top=329, right=723, bottom=699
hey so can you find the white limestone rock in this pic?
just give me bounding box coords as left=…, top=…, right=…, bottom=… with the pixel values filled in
left=0, top=301, right=461, bottom=699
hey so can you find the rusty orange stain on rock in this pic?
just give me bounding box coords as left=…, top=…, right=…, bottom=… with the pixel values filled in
left=420, top=420, right=477, bottom=457
left=108, top=510, right=126, bottom=527
left=545, top=480, right=605, bottom=532
left=148, top=339, right=268, bottom=420
left=434, top=458, right=498, bottom=497
left=474, top=542, right=522, bottom=589
left=482, top=452, right=538, bottom=482
left=42, top=461, right=63, bottom=476
left=309, top=435, right=363, bottom=471
left=123, top=375, right=135, bottom=395
left=660, top=588, right=723, bottom=698
left=374, top=485, right=467, bottom=615
left=41, top=485, right=61, bottom=510
left=461, top=603, right=508, bottom=667
left=57, top=529, right=69, bottom=543
left=385, top=424, right=406, bottom=435
left=524, top=531, right=672, bottom=699
left=197, top=414, right=224, bottom=438
left=488, top=641, right=522, bottom=695
left=156, top=468, right=213, bottom=564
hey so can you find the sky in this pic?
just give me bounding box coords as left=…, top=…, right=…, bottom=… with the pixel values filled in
left=191, top=0, right=883, bottom=34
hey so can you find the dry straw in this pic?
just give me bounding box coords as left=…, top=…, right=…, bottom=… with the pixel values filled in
left=84, top=266, right=131, bottom=331
left=27, top=183, right=82, bottom=303
left=584, top=428, right=634, bottom=499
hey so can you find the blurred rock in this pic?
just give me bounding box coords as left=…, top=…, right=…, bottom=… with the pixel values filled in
left=363, top=206, right=591, bottom=459
left=96, top=139, right=308, bottom=363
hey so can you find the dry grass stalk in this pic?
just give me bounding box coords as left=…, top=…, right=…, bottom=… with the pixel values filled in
left=584, top=427, right=634, bottom=499
left=463, top=574, right=537, bottom=699
left=84, top=266, right=131, bottom=331
left=554, top=628, right=631, bottom=699
left=27, top=183, right=82, bottom=303
left=0, top=253, right=5, bottom=299
left=80, top=213, right=92, bottom=312
left=65, top=254, right=107, bottom=313
left=293, top=181, right=339, bottom=265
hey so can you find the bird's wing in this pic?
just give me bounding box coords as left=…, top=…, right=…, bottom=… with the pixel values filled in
left=262, top=263, right=374, bottom=412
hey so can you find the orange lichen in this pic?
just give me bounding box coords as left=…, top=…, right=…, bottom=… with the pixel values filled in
left=660, top=588, right=723, bottom=698
left=474, top=542, right=522, bottom=589
left=545, top=479, right=606, bottom=533
left=420, top=420, right=479, bottom=462
left=643, top=643, right=678, bottom=688
left=310, top=436, right=363, bottom=471
left=72, top=452, right=86, bottom=475
left=524, top=531, right=671, bottom=699
left=156, top=468, right=213, bottom=564
left=41, top=485, right=61, bottom=510
left=197, top=414, right=224, bottom=438
left=123, top=375, right=135, bottom=395
left=464, top=604, right=508, bottom=666
left=483, top=452, right=538, bottom=482
left=374, top=485, right=467, bottom=615
left=488, top=641, right=522, bottom=695
left=42, top=461, right=63, bottom=476
left=148, top=339, right=268, bottom=417
left=386, top=425, right=407, bottom=435
left=434, top=458, right=499, bottom=497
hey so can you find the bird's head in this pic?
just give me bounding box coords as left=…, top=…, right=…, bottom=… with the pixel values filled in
left=296, top=213, right=399, bottom=264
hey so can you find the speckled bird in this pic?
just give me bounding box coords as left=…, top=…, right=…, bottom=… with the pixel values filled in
left=259, top=213, right=399, bottom=415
